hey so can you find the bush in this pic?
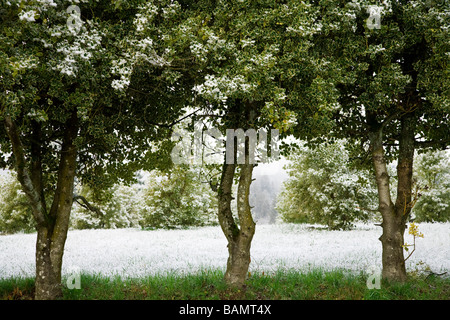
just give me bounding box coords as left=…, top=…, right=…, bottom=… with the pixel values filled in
left=71, top=182, right=143, bottom=230
left=412, top=150, right=450, bottom=222
left=138, top=165, right=218, bottom=229
left=0, top=170, right=34, bottom=234
left=1, top=164, right=220, bottom=232
left=276, top=140, right=378, bottom=230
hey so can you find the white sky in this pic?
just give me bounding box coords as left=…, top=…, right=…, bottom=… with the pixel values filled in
left=253, top=157, right=289, bottom=177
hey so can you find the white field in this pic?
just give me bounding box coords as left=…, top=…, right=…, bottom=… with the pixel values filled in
left=0, top=223, right=449, bottom=279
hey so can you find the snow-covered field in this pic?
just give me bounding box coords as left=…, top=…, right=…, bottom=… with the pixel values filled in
left=0, top=223, right=449, bottom=279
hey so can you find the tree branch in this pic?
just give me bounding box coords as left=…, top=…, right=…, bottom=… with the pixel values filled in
left=380, top=111, right=401, bottom=131
left=414, top=139, right=450, bottom=149
left=144, top=108, right=202, bottom=128
left=73, top=195, right=103, bottom=217
left=3, top=115, right=46, bottom=226
left=356, top=206, right=379, bottom=213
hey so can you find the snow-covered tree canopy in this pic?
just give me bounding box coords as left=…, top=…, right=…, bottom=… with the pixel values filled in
left=277, top=140, right=378, bottom=230
left=0, top=0, right=187, bottom=187
left=413, top=149, right=450, bottom=222
left=0, top=0, right=194, bottom=299
left=298, top=0, right=449, bottom=156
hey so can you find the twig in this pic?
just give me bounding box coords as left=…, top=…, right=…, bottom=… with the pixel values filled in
left=73, top=195, right=103, bottom=217
left=403, top=235, right=416, bottom=262
left=425, top=271, right=448, bottom=279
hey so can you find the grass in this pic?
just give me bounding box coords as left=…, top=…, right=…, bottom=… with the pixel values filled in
left=0, top=269, right=448, bottom=300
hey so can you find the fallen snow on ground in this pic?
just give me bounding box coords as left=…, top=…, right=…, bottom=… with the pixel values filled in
left=0, top=223, right=448, bottom=279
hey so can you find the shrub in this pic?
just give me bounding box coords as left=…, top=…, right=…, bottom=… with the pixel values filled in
left=0, top=170, right=34, bottom=234
left=138, top=165, right=218, bottom=229
left=276, top=140, right=378, bottom=230
left=412, top=150, right=450, bottom=223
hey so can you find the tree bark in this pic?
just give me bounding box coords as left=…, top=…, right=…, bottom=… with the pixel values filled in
left=368, top=125, right=405, bottom=282
left=223, top=160, right=255, bottom=287
left=218, top=148, right=256, bottom=288
left=388, top=113, right=415, bottom=281
left=217, top=102, right=256, bottom=288
left=4, top=117, right=47, bottom=228
left=369, top=112, right=415, bottom=283
left=218, top=160, right=239, bottom=248
left=36, top=110, right=78, bottom=299
left=4, top=110, right=78, bottom=299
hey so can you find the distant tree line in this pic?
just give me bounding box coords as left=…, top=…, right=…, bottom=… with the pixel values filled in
left=2, top=143, right=448, bottom=233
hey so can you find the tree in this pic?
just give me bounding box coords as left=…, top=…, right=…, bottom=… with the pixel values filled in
left=166, top=0, right=318, bottom=288
left=0, top=0, right=182, bottom=299
left=0, top=169, right=34, bottom=234
left=71, top=181, right=143, bottom=230
left=277, top=140, right=378, bottom=230
left=70, top=164, right=218, bottom=230
left=250, top=174, right=279, bottom=224
left=297, top=0, right=449, bottom=282
left=412, top=149, right=450, bottom=222
left=139, top=165, right=218, bottom=230
left=163, top=0, right=336, bottom=287
left=120, top=0, right=331, bottom=289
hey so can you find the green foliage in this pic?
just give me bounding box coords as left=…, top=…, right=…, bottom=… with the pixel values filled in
left=293, top=0, right=449, bottom=160
left=139, top=165, right=218, bottom=230
left=0, top=0, right=447, bottom=237
left=0, top=170, right=34, bottom=234
left=276, top=140, right=378, bottom=230
left=0, top=166, right=219, bottom=232
left=413, top=150, right=450, bottom=222
left=0, top=0, right=181, bottom=206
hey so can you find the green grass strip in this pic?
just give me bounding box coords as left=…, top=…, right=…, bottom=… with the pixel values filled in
left=1, top=269, right=448, bottom=300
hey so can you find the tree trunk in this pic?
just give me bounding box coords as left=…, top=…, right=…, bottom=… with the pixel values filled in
left=379, top=213, right=407, bottom=282
left=389, top=114, right=416, bottom=282
left=217, top=160, right=239, bottom=248
left=369, top=113, right=415, bottom=283
left=4, top=110, right=78, bottom=299
left=217, top=102, right=256, bottom=288
left=218, top=154, right=257, bottom=288
left=224, top=161, right=255, bottom=287
left=34, top=226, right=63, bottom=299
left=36, top=110, right=78, bottom=300
left=369, top=125, right=406, bottom=282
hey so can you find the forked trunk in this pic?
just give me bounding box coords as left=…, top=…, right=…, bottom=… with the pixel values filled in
left=34, top=186, right=76, bottom=299
left=217, top=102, right=256, bottom=288
left=369, top=113, right=415, bottom=283
left=223, top=162, right=255, bottom=287
left=387, top=114, right=415, bottom=282
left=36, top=112, right=78, bottom=299
left=4, top=110, right=78, bottom=299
